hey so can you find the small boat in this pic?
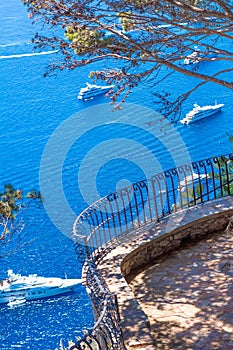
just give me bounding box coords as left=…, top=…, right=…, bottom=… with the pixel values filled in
left=184, top=51, right=200, bottom=65
left=180, top=102, right=224, bottom=125
left=0, top=269, right=82, bottom=305
left=178, top=173, right=208, bottom=192
left=184, top=50, right=217, bottom=65
left=77, top=82, right=114, bottom=100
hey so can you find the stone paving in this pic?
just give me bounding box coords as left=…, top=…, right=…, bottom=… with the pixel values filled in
left=97, top=198, right=233, bottom=349
left=129, top=229, right=233, bottom=349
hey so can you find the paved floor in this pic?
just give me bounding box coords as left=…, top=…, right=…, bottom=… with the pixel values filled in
left=129, top=229, right=233, bottom=349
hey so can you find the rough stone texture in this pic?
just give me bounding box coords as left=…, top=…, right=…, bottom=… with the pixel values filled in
left=121, top=209, right=233, bottom=278
left=129, top=229, right=233, bottom=349
left=94, top=197, right=233, bottom=349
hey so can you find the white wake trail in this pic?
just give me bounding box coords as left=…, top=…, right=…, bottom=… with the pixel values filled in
left=0, top=50, right=58, bottom=59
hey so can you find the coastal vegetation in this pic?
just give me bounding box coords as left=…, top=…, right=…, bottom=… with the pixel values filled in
left=0, top=184, right=41, bottom=259
left=21, top=0, right=233, bottom=120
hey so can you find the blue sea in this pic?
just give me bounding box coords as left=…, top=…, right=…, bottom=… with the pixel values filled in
left=0, top=1, right=232, bottom=349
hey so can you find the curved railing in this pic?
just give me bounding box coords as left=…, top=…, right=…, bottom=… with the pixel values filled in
left=73, top=153, right=233, bottom=261
left=68, top=260, right=125, bottom=350
left=71, top=152, right=233, bottom=350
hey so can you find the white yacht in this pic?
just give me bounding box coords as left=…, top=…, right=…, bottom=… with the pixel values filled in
left=177, top=173, right=208, bottom=192
left=77, top=82, right=114, bottom=100
left=184, top=51, right=200, bottom=65
left=180, top=103, right=224, bottom=125
left=184, top=50, right=217, bottom=65
left=0, top=269, right=82, bottom=305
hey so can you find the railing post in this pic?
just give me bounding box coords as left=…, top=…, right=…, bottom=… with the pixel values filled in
left=71, top=152, right=233, bottom=350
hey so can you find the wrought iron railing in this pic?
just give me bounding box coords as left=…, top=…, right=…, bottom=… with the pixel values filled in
left=68, top=260, right=125, bottom=350
left=71, top=153, right=233, bottom=350
left=73, top=153, right=233, bottom=261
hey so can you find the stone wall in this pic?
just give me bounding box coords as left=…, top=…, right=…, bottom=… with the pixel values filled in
left=95, top=197, right=233, bottom=349
left=121, top=207, right=233, bottom=278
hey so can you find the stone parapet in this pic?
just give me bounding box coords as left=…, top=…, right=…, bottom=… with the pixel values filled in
left=95, top=196, right=233, bottom=349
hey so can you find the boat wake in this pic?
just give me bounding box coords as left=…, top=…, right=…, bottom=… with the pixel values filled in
left=0, top=41, right=28, bottom=48
left=8, top=298, right=26, bottom=308
left=0, top=50, right=58, bottom=60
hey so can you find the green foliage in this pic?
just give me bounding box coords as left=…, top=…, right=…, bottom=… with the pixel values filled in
left=0, top=184, right=22, bottom=220
left=0, top=184, right=41, bottom=221
left=209, top=157, right=233, bottom=196
left=117, top=12, right=137, bottom=32
left=181, top=182, right=204, bottom=204
left=65, top=26, right=105, bottom=55
left=173, top=183, right=204, bottom=210
left=227, top=133, right=233, bottom=152
left=21, top=0, right=233, bottom=115
left=188, top=0, right=202, bottom=4
left=0, top=184, right=41, bottom=255
left=26, top=189, right=41, bottom=200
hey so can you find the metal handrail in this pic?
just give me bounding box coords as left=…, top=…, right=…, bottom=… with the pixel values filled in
left=73, top=153, right=233, bottom=261
left=71, top=152, right=233, bottom=350
left=69, top=260, right=125, bottom=350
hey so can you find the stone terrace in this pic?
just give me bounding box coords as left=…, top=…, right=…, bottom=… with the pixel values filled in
left=96, top=197, right=233, bottom=349
left=129, top=228, right=233, bottom=349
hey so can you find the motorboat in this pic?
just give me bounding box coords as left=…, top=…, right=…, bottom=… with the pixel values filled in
left=177, top=172, right=208, bottom=192
left=184, top=51, right=200, bottom=65
left=180, top=102, right=224, bottom=125
left=77, top=82, right=114, bottom=100
left=0, top=269, right=82, bottom=305
left=184, top=50, right=217, bottom=65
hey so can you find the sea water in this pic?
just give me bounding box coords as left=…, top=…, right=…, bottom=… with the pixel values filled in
left=0, top=1, right=232, bottom=349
